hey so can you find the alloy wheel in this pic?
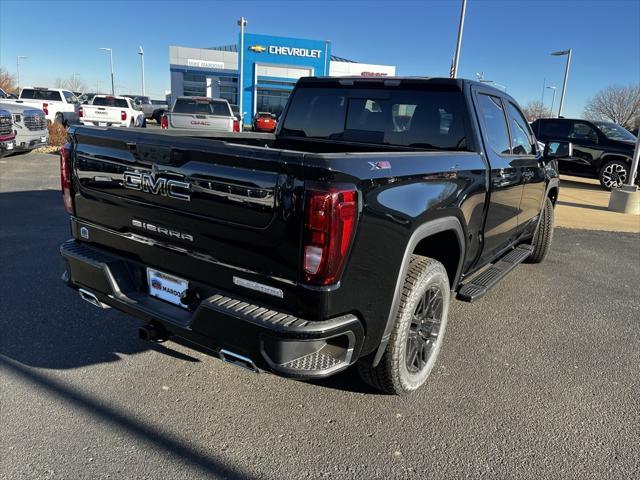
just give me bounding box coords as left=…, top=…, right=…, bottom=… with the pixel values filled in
left=602, top=163, right=628, bottom=189
left=406, top=286, right=443, bottom=374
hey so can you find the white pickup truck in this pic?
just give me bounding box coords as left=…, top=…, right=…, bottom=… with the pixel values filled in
left=80, top=95, right=145, bottom=128
left=3, top=87, right=80, bottom=125
left=161, top=96, right=237, bottom=132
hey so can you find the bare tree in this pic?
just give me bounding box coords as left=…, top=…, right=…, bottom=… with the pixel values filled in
left=0, top=68, right=17, bottom=94
left=66, top=75, right=87, bottom=93
left=583, top=85, right=640, bottom=129
left=521, top=101, right=552, bottom=122
left=53, top=76, right=87, bottom=93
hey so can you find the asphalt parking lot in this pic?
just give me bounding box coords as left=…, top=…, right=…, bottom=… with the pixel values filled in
left=1, top=151, right=639, bottom=480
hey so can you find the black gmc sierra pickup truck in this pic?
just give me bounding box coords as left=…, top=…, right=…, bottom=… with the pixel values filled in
left=60, top=77, right=564, bottom=394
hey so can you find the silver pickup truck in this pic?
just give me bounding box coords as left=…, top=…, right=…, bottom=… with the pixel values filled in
left=0, top=102, right=48, bottom=152
left=161, top=97, right=238, bottom=132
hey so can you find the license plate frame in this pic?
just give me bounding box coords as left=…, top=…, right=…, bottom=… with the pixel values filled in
left=98, top=122, right=107, bottom=127
left=147, top=267, right=189, bottom=309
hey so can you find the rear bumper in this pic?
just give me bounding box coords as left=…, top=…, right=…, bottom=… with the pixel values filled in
left=60, top=239, right=364, bottom=378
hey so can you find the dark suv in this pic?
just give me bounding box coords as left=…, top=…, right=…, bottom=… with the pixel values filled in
left=531, top=118, right=638, bottom=190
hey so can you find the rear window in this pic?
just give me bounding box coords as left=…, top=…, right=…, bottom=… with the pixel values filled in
left=173, top=98, right=231, bottom=116
left=281, top=86, right=469, bottom=150
left=20, top=89, right=62, bottom=101
left=93, top=97, right=129, bottom=108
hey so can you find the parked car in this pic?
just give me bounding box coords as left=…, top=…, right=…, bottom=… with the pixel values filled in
left=59, top=76, right=564, bottom=395
left=0, top=109, right=17, bottom=155
left=2, top=87, right=80, bottom=126
left=80, top=95, right=145, bottom=128
left=0, top=102, right=48, bottom=152
left=253, top=112, right=277, bottom=132
left=123, top=95, right=165, bottom=122
left=161, top=96, right=238, bottom=132
left=532, top=118, right=638, bottom=190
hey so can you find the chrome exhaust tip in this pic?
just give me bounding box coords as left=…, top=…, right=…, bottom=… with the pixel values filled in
left=219, top=349, right=259, bottom=373
left=78, top=288, right=110, bottom=309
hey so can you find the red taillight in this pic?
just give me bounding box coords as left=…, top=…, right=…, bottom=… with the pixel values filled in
left=161, top=114, right=168, bottom=129
left=79, top=108, right=83, bottom=118
left=42, top=103, right=49, bottom=115
left=233, top=118, right=239, bottom=132
left=59, top=145, right=73, bottom=214
left=303, top=187, right=358, bottom=285
left=121, top=110, right=127, bottom=121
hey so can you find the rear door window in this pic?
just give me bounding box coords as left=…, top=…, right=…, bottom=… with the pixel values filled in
left=281, top=86, right=468, bottom=150
left=537, top=120, right=570, bottom=139
left=476, top=94, right=511, bottom=155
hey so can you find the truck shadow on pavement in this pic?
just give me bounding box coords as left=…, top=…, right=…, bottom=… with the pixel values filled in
left=0, top=189, right=194, bottom=370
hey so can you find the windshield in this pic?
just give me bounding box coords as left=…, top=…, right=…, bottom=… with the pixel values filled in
left=93, top=97, right=129, bottom=108
left=593, top=121, right=637, bottom=142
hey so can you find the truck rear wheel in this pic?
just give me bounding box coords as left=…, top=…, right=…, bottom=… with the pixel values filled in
left=357, top=255, right=449, bottom=395
left=526, top=197, right=554, bottom=264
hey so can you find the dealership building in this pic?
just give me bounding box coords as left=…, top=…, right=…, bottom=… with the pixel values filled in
left=169, top=33, right=396, bottom=125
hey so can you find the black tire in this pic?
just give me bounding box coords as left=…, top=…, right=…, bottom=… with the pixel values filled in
left=526, top=197, right=554, bottom=264
left=357, top=255, right=450, bottom=395
left=599, top=159, right=629, bottom=191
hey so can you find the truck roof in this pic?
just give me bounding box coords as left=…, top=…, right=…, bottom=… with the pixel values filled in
left=296, top=76, right=509, bottom=97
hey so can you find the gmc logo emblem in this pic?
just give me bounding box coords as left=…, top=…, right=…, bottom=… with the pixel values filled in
left=123, top=171, right=191, bottom=201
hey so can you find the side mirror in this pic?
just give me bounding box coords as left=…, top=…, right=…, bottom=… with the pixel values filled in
left=543, top=141, right=573, bottom=159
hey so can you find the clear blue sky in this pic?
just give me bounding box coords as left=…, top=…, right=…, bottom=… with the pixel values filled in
left=1, top=0, right=638, bottom=117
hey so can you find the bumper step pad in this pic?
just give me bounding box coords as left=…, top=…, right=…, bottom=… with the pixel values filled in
left=457, top=245, right=533, bottom=302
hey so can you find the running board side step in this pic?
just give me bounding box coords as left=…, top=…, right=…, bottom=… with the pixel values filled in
left=456, top=245, right=533, bottom=302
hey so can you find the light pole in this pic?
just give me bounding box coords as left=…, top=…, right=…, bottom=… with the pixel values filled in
left=100, top=47, right=115, bottom=96
left=451, top=0, right=467, bottom=78
left=138, top=46, right=145, bottom=96
left=16, top=56, right=27, bottom=94
left=551, top=49, right=572, bottom=117
left=237, top=16, right=247, bottom=131
left=546, top=86, right=557, bottom=117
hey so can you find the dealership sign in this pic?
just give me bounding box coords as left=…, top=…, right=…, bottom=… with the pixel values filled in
left=249, top=45, right=322, bottom=58
left=187, top=59, right=225, bottom=69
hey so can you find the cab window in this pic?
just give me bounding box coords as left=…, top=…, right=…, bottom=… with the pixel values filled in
left=569, top=122, right=599, bottom=143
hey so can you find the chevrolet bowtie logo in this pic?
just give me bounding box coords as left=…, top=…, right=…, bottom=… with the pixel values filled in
left=248, top=45, right=267, bottom=53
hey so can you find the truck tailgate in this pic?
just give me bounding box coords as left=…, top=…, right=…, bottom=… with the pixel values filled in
left=169, top=113, right=233, bottom=131
left=82, top=106, right=123, bottom=124
left=70, top=127, right=304, bottom=284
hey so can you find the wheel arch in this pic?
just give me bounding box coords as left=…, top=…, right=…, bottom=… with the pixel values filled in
left=370, top=216, right=465, bottom=367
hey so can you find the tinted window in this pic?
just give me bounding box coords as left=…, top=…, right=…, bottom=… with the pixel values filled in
left=477, top=94, right=511, bottom=155
left=506, top=102, right=535, bottom=155
left=569, top=122, right=599, bottom=142
left=92, top=97, right=129, bottom=108
left=281, top=87, right=468, bottom=150
left=21, top=89, right=62, bottom=101
left=172, top=98, right=231, bottom=116
left=535, top=120, right=570, bottom=139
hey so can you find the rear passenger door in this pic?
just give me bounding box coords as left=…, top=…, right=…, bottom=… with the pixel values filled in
left=473, top=89, right=524, bottom=262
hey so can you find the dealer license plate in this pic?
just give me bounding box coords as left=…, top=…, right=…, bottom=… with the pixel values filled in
left=6, top=142, right=13, bottom=150
left=41, top=136, right=47, bottom=143
left=147, top=268, right=189, bottom=308
left=98, top=122, right=107, bottom=127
